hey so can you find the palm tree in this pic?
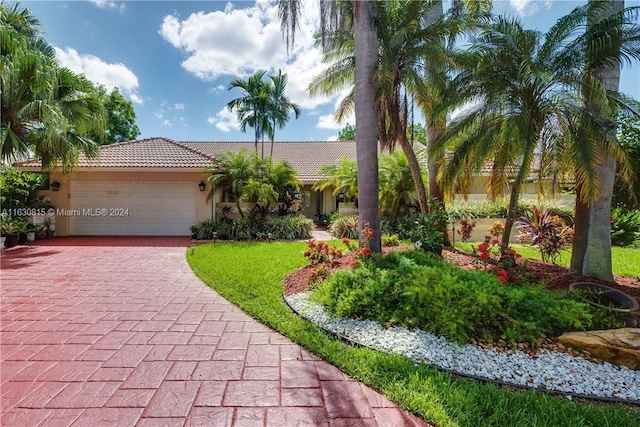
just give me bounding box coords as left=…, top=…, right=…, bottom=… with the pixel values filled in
left=267, top=70, right=301, bottom=159
left=312, top=157, right=359, bottom=204
left=206, top=149, right=258, bottom=218
left=433, top=11, right=638, bottom=247
left=227, top=70, right=273, bottom=157
left=379, top=151, right=417, bottom=220
left=571, top=0, right=640, bottom=280
left=1, top=2, right=105, bottom=170
left=279, top=0, right=381, bottom=252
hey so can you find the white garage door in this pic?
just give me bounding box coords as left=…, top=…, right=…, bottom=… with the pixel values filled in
left=70, top=181, right=196, bottom=236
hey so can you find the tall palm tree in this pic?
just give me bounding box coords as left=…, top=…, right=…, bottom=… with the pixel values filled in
left=267, top=70, right=301, bottom=159
left=279, top=0, right=381, bottom=252
left=571, top=0, right=640, bottom=280
left=1, top=2, right=105, bottom=170
left=434, top=5, right=639, bottom=250
left=227, top=70, right=273, bottom=157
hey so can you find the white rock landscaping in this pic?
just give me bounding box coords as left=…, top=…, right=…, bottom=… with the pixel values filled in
left=285, top=292, right=640, bottom=403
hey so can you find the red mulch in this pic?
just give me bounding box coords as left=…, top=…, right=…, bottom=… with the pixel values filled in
left=284, top=246, right=640, bottom=325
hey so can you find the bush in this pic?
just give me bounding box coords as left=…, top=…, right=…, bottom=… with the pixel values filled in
left=381, top=233, right=400, bottom=247
left=611, top=208, right=640, bottom=247
left=312, top=251, right=618, bottom=345
left=330, top=215, right=359, bottom=239
left=445, top=199, right=574, bottom=223
left=457, top=218, right=476, bottom=242
left=191, top=214, right=314, bottom=241
left=405, top=202, right=448, bottom=255
left=262, top=215, right=314, bottom=240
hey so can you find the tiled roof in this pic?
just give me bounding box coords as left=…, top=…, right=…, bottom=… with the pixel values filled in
left=16, top=137, right=212, bottom=169
left=182, top=141, right=360, bottom=182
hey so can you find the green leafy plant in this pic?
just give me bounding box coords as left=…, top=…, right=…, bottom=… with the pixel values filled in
left=515, top=206, right=574, bottom=264
left=610, top=208, right=640, bottom=247
left=330, top=215, right=359, bottom=239
left=406, top=199, right=448, bottom=256
left=381, top=233, right=400, bottom=247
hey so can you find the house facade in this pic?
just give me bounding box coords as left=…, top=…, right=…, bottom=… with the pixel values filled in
left=16, top=138, right=355, bottom=236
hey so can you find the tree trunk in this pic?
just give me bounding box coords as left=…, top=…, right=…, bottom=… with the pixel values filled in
left=399, top=137, right=428, bottom=213
left=570, top=0, right=621, bottom=282
left=502, top=180, right=521, bottom=246
left=427, top=118, right=451, bottom=246
left=354, top=0, right=381, bottom=252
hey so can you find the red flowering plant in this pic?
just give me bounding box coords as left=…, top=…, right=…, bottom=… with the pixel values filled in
left=457, top=218, right=476, bottom=242
left=474, top=239, right=527, bottom=285
left=303, top=240, right=344, bottom=287
left=342, top=223, right=374, bottom=266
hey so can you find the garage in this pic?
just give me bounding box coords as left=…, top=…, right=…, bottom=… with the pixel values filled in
left=70, top=181, right=196, bottom=236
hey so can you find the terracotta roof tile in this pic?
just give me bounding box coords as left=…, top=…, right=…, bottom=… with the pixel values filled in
left=17, top=137, right=212, bottom=169
left=181, top=141, right=359, bottom=182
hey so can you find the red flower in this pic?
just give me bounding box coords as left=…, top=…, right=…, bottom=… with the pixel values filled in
left=479, top=251, right=490, bottom=260
left=342, top=238, right=351, bottom=244
left=478, top=242, right=489, bottom=252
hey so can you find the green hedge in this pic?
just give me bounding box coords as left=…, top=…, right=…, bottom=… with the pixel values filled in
left=190, top=215, right=314, bottom=241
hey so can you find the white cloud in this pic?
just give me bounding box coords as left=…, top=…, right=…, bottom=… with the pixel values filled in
left=88, top=0, right=126, bottom=13
left=509, top=0, right=553, bottom=17
left=162, top=119, right=172, bottom=127
left=316, top=114, right=342, bottom=130
left=327, top=134, right=339, bottom=142
left=54, top=46, right=142, bottom=104
left=159, top=1, right=333, bottom=110
left=315, top=90, right=355, bottom=129
left=174, top=103, right=185, bottom=110
left=207, top=108, right=238, bottom=132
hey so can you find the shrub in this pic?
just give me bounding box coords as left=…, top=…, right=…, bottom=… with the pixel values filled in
left=262, top=215, right=314, bottom=240
left=190, top=219, right=218, bottom=240
left=488, top=221, right=505, bottom=241
left=330, top=215, right=359, bottom=239
left=515, top=206, right=573, bottom=264
left=457, top=218, right=476, bottom=242
left=381, top=233, right=400, bottom=247
left=312, top=251, right=618, bottom=345
left=406, top=201, right=448, bottom=256
left=611, top=208, right=640, bottom=247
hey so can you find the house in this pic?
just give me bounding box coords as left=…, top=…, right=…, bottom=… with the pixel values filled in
left=16, top=137, right=573, bottom=237
left=15, top=137, right=358, bottom=236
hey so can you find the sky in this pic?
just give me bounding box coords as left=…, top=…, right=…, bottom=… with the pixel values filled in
left=23, top=0, right=640, bottom=142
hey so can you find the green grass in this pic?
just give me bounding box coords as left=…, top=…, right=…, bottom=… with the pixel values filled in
left=187, top=242, right=639, bottom=427
left=454, top=242, right=640, bottom=278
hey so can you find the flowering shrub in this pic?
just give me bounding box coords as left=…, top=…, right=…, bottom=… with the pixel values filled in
left=475, top=240, right=527, bottom=285
left=457, top=218, right=476, bottom=242
left=308, top=264, right=331, bottom=286
left=342, top=223, right=373, bottom=263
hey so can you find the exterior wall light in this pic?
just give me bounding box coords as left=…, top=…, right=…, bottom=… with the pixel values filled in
left=198, top=181, right=206, bottom=192
left=51, top=181, right=61, bottom=192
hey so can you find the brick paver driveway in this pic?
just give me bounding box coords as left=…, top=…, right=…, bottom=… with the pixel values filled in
left=1, top=237, right=428, bottom=427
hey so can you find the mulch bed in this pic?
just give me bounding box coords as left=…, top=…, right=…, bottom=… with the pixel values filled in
left=284, top=245, right=640, bottom=327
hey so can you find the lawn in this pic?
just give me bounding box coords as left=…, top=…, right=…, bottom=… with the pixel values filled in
left=187, top=241, right=639, bottom=427
left=454, top=243, right=640, bottom=277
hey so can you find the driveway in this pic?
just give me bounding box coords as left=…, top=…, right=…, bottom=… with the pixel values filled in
left=1, top=237, right=428, bottom=426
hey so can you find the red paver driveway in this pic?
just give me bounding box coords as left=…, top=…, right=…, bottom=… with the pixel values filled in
left=1, top=237, right=429, bottom=427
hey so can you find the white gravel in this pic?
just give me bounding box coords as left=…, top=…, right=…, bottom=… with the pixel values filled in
left=285, top=292, right=640, bottom=403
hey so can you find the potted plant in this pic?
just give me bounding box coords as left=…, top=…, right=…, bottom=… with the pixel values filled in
left=1, top=216, right=21, bottom=248
left=26, top=223, right=36, bottom=242
left=15, top=217, right=30, bottom=244
left=44, top=218, right=55, bottom=238
left=570, top=282, right=639, bottom=327
left=34, top=224, right=47, bottom=240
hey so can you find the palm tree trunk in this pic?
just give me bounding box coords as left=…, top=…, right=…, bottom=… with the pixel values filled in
left=502, top=180, right=521, bottom=247
left=354, top=0, right=381, bottom=253
left=570, top=0, right=620, bottom=282
left=427, top=117, right=451, bottom=246
left=399, top=138, right=428, bottom=213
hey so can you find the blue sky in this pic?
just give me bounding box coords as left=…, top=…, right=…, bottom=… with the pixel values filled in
left=25, top=0, right=640, bottom=142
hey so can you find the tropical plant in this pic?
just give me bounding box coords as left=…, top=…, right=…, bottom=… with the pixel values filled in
left=227, top=70, right=272, bottom=156
left=264, top=160, right=302, bottom=215
left=266, top=69, right=300, bottom=158
left=0, top=167, right=47, bottom=210
left=313, top=157, right=358, bottom=203
left=206, top=149, right=257, bottom=218
left=433, top=9, right=638, bottom=253
left=330, top=215, right=359, bottom=239
left=1, top=3, right=105, bottom=169
left=279, top=0, right=382, bottom=252
left=515, top=206, right=574, bottom=264
left=406, top=198, right=448, bottom=256
left=378, top=151, right=417, bottom=220
left=457, top=218, right=476, bottom=242
left=610, top=208, right=640, bottom=247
